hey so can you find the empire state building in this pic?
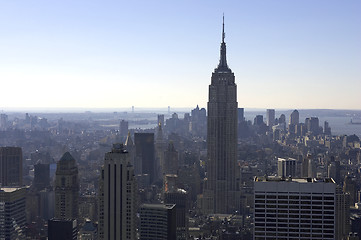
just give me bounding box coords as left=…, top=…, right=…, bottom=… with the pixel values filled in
left=202, top=17, right=240, bottom=214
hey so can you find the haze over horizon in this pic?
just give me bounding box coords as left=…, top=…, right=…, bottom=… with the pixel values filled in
left=1, top=1, right=360, bottom=110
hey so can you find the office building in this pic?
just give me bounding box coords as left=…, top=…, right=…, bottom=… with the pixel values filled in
left=34, top=162, right=50, bottom=191
left=0, top=147, right=23, bottom=187
left=266, top=109, right=275, bottom=127
left=289, top=109, right=299, bottom=125
left=0, top=187, right=26, bottom=240
left=254, top=177, right=349, bottom=240
left=324, top=121, right=332, bottom=135
left=277, top=158, right=296, bottom=178
left=163, top=142, right=178, bottom=175
left=48, top=218, right=78, bottom=240
left=139, top=203, right=176, bottom=240
left=155, top=124, right=166, bottom=180
left=119, top=120, right=128, bottom=137
left=238, top=108, right=244, bottom=123
left=254, top=115, right=264, bottom=126
left=202, top=17, right=240, bottom=214
left=164, top=189, right=189, bottom=240
left=79, top=220, right=98, bottom=240
left=158, top=114, right=165, bottom=127
left=134, top=133, right=155, bottom=183
left=306, top=117, right=320, bottom=135
left=98, top=143, right=136, bottom=240
left=54, top=152, right=79, bottom=220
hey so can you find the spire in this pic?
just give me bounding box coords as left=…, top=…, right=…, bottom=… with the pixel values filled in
left=222, top=14, right=225, bottom=43
left=216, top=14, right=230, bottom=72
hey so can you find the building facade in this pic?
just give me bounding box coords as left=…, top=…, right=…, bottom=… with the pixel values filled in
left=202, top=17, right=240, bottom=214
left=134, top=133, right=155, bottom=182
left=266, top=109, right=275, bottom=127
left=0, top=187, right=26, bottom=240
left=139, top=203, right=176, bottom=240
left=0, top=147, right=23, bottom=187
left=254, top=177, right=349, bottom=240
left=54, top=152, right=79, bottom=220
left=98, top=144, right=137, bottom=240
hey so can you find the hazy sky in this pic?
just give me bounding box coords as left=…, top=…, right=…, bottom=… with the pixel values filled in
left=1, top=0, right=360, bottom=110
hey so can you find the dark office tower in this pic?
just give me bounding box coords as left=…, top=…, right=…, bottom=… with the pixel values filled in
left=98, top=144, right=136, bottom=240
left=164, top=189, right=189, bottom=240
left=119, top=120, right=128, bottom=137
left=238, top=108, right=244, bottom=123
left=0, top=187, right=26, bottom=240
left=139, top=203, right=176, bottom=240
left=0, top=147, right=23, bottom=187
left=34, top=162, right=50, bottom=191
left=48, top=218, right=78, bottom=240
left=54, top=152, right=79, bottom=220
left=134, top=133, right=155, bottom=182
left=253, top=115, right=264, bottom=126
left=202, top=17, right=240, bottom=214
left=266, top=109, right=275, bottom=127
left=324, top=121, right=332, bottom=135
left=163, top=142, right=178, bottom=175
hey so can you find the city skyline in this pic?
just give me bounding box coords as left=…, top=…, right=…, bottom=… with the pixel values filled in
left=1, top=1, right=360, bottom=110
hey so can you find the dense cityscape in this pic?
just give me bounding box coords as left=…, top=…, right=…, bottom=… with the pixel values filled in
left=1, top=14, right=361, bottom=240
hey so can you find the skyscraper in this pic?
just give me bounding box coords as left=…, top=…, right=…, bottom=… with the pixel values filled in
left=54, top=152, right=79, bottom=220
left=202, top=17, right=240, bottom=214
left=277, top=157, right=296, bottom=178
left=289, top=109, right=299, bottom=125
left=266, top=109, right=275, bottom=127
left=0, top=147, right=23, bottom=187
left=98, top=143, right=136, bottom=240
left=254, top=177, right=347, bottom=240
left=134, top=133, right=155, bottom=183
left=0, top=187, right=26, bottom=240
left=139, top=203, right=176, bottom=240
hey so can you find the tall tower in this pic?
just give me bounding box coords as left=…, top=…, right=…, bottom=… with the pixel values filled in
left=0, top=147, right=23, bottom=187
left=54, top=152, right=79, bottom=220
left=202, top=16, right=240, bottom=214
left=98, top=143, right=137, bottom=240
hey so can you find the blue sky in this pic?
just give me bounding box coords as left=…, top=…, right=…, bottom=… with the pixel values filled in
left=0, top=0, right=360, bottom=110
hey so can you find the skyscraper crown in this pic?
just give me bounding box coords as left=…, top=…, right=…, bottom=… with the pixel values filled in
left=215, top=15, right=231, bottom=73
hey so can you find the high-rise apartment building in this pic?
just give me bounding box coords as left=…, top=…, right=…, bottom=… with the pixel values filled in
left=98, top=144, right=137, bottom=240
left=0, top=187, right=26, bottom=240
left=202, top=17, right=240, bottom=214
left=254, top=177, right=349, bottom=240
left=54, top=152, right=79, bottom=220
left=266, top=109, right=275, bottom=127
left=0, top=147, right=23, bottom=187
left=139, top=203, right=176, bottom=240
